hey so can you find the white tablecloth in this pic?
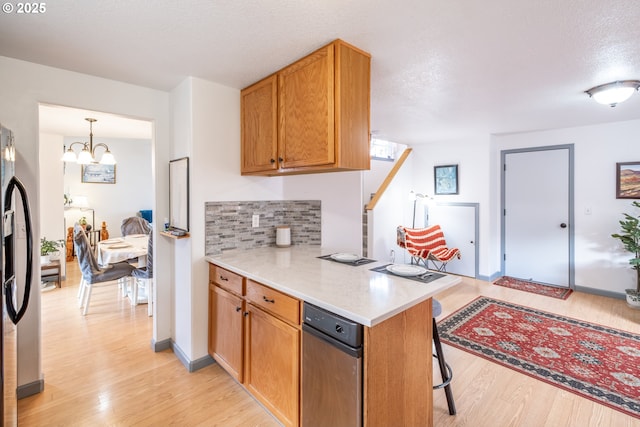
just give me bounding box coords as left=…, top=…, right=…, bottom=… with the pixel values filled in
left=97, top=234, right=148, bottom=267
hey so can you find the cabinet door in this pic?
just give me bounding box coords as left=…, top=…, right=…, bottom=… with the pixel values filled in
left=241, top=75, right=278, bottom=174
left=208, top=284, right=244, bottom=382
left=279, top=43, right=335, bottom=169
left=244, top=304, right=300, bottom=427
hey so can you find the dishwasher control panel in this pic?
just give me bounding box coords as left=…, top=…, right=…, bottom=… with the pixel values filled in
left=303, top=302, right=362, bottom=348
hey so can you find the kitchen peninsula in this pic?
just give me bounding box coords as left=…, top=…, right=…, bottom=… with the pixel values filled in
left=206, top=246, right=461, bottom=427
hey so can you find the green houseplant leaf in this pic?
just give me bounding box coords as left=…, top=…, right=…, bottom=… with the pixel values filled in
left=612, top=201, right=640, bottom=293
left=40, top=237, right=59, bottom=256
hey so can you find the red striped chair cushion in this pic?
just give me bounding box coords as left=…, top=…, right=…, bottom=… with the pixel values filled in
left=398, top=225, right=460, bottom=262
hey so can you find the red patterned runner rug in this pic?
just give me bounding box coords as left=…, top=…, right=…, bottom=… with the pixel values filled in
left=438, top=297, right=640, bottom=418
left=493, top=276, right=573, bottom=300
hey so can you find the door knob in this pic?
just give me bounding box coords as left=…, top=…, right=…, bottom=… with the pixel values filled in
left=560, top=223, right=567, bottom=228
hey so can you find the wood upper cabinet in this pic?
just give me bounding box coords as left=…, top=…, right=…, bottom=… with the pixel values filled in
left=240, top=39, right=371, bottom=176
left=278, top=43, right=335, bottom=169
left=241, top=75, right=278, bottom=173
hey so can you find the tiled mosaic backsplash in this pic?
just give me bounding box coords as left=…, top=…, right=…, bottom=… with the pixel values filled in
left=205, top=200, right=321, bottom=256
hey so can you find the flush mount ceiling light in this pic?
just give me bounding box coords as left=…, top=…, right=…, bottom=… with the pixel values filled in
left=585, top=80, right=640, bottom=107
left=61, top=118, right=116, bottom=165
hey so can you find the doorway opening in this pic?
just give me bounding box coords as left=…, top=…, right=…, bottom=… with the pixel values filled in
left=37, top=103, right=155, bottom=372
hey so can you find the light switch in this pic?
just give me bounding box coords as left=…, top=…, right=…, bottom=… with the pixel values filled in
left=252, top=214, right=259, bottom=228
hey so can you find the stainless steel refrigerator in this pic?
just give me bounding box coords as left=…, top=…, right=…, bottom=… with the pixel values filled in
left=0, top=125, right=33, bottom=426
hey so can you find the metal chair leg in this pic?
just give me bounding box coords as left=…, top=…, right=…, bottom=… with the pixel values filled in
left=433, top=317, right=456, bottom=415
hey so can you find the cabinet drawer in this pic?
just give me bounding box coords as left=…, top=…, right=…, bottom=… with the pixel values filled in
left=246, top=280, right=300, bottom=325
left=210, top=264, right=244, bottom=295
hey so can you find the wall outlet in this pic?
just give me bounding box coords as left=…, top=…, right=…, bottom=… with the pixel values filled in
left=252, top=214, right=259, bottom=228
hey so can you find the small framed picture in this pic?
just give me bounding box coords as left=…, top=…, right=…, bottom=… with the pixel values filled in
left=81, top=164, right=116, bottom=184
left=616, top=161, right=640, bottom=199
left=434, top=164, right=458, bottom=195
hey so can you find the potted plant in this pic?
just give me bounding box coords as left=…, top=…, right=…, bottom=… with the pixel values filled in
left=40, top=237, right=59, bottom=265
left=611, top=200, right=640, bottom=309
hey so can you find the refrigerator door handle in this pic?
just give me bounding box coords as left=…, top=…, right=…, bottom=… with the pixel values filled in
left=4, top=176, right=32, bottom=324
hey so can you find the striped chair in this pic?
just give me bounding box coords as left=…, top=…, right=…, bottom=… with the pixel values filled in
left=397, top=225, right=461, bottom=272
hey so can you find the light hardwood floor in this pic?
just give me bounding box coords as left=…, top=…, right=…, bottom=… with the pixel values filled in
left=433, top=278, right=640, bottom=427
left=19, top=262, right=640, bottom=426
left=18, top=261, right=280, bottom=427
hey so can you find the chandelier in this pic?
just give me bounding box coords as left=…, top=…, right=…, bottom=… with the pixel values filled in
left=61, top=118, right=116, bottom=165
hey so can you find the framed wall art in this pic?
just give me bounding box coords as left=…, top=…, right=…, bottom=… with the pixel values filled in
left=434, top=164, right=459, bottom=195
left=81, top=163, right=116, bottom=184
left=616, top=161, right=640, bottom=199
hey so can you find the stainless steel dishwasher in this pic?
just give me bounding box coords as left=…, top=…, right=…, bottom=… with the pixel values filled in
left=302, top=302, right=363, bottom=427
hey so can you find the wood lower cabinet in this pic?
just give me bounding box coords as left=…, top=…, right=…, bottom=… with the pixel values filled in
left=208, top=284, right=244, bottom=382
left=208, top=262, right=432, bottom=427
left=244, top=303, right=300, bottom=427
left=240, top=39, right=371, bottom=176
left=208, top=265, right=301, bottom=427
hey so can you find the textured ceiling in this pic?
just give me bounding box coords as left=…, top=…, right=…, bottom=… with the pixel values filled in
left=2, top=0, right=640, bottom=144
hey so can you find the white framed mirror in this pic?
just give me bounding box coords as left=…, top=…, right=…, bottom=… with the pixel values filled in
left=169, top=157, right=189, bottom=232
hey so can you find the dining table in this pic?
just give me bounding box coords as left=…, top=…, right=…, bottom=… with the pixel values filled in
left=97, top=234, right=149, bottom=268
left=97, top=234, right=150, bottom=306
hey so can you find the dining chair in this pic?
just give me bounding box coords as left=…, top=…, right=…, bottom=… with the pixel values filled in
left=129, top=232, right=153, bottom=316
left=74, top=224, right=135, bottom=315
left=121, top=216, right=151, bottom=236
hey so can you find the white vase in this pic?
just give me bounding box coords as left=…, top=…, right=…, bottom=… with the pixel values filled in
left=41, top=255, right=50, bottom=265
left=626, top=290, right=640, bottom=309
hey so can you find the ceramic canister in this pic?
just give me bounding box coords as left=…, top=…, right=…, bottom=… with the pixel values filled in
left=276, top=225, right=291, bottom=247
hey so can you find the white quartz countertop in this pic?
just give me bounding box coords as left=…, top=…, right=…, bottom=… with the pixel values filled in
left=205, top=246, right=461, bottom=327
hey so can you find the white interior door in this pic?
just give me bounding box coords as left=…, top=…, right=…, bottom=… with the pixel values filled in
left=503, top=148, right=571, bottom=287
left=427, top=203, right=477, bottom=278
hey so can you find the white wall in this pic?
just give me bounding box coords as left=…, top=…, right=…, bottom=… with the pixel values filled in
left=363, top=158, right=397, bottom=202
left=39, top=133, right=65, bottom=242
left=0, top=55, right=171, bottom=390
left=39, top=133, right=66, bottom=277
left=410, top=136, right=493, bottom=276
left=171, top=77, right=285, bottom=362
left=62, top=137, right=153, bottom=236
left=283, top=171, right=363, bottom=253
left=492, top=119, right=640, bottom=295
left=169, top=78, right=193, bottom=363
left=368, top=155, right=415, bottom=263
left=408, top=122, right=640, bottom=294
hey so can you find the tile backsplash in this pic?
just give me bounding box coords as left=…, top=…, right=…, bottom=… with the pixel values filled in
left=205, top=200, right=321, bottom=256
